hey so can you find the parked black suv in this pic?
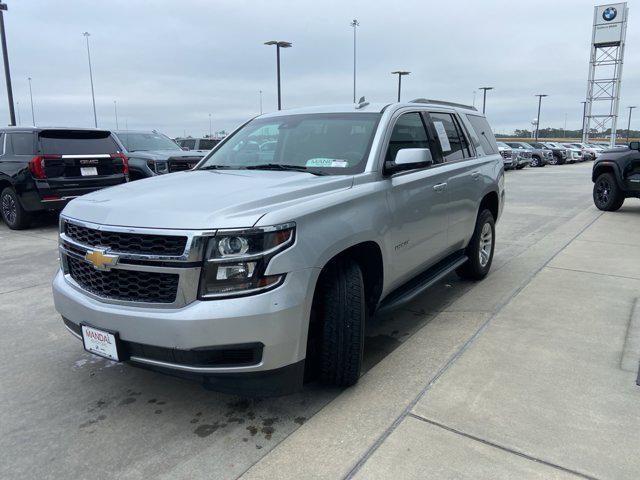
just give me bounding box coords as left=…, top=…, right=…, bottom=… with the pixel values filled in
left=0, top=127, right=127, bottom=229
left=592, top=142, right=640, bottom=211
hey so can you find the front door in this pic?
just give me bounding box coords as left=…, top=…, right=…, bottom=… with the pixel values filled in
left=384, top=112, right=450, bottom=287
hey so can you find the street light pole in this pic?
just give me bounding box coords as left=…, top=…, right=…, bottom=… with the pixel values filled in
left=626, top=106, right=636, bottom=143
left=391, top=71, right=410, bottom=102
left=208, top=113, right=212, bottom=138
left=478, top=87, right=493, bottom=114
left=264, top=41, right=292, bottom=111
left=350, top=19, right=359, bottom=103
left=534, top=94, right=548, bottom=141
left=82, top=32, right=97, bottom=128
left=581, top=101, right=587, bottom=142
left=28, top=76, right=35, bottom=125
left=259, top=90, right=263, bottom=114
left=113, top=100, right=118, bottom=129
left=0, top=2, right=15, bottom=126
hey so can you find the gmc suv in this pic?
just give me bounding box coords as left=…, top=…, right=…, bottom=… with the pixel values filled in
left=112, top=130, right=205, bottom=180
left=53, top=100, right=504, bottom=395
left=0, top=127, right=127, bottom=229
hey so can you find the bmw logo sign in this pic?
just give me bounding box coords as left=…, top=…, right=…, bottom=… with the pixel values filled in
left=602, top=7, right=617, bottom=21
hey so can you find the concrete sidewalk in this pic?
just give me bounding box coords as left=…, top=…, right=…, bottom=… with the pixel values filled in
left=241, top=203, right=640, bottom=479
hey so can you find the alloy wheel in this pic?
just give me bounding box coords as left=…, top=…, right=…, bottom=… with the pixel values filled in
left=1, top=192, right=17, bottom=226
left=479, top=222, right=493, bottom=267
left=595, top=178, right=611, bottom=206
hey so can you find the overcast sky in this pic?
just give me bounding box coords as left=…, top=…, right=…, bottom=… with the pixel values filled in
left=2, top=0, right=639, bottom=136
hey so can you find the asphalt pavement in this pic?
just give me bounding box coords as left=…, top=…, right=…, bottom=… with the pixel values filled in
left=2, top=162, right=637, bottom=479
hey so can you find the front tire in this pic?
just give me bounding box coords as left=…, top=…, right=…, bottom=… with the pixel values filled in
left=313, top=258, right=366, bottom=387
left=1, top=187, right=31, bottom=230
left=593, top=173, right=624, bottom=211
left=457, top=209, right=495, bottom=281
left=531, top=156, right=540, bottom=167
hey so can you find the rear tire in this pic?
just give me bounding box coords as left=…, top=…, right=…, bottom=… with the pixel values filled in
left=1, top=187, right=31, bottom=230
left=457, top=209, right=495, bottom=281
left=313, top=258, right=366, bottom=387
left=593, top=173, right=625, bottom=211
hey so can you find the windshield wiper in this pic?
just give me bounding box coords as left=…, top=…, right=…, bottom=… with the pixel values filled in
left=199, top=165, right=237, bottom=170
left=244, top=164, right=327, bottom=175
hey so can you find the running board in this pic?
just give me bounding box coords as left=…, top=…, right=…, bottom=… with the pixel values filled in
left=376, top=251, right=468, bottom=316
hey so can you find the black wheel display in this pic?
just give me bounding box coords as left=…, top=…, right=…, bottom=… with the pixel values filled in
left=593, top=173, right=625, bottom=211
left=1, top=187, right=31, bottom=230
left=312, top=257, right=365, bottom=387
left=457, top=209, right=495, bottom=281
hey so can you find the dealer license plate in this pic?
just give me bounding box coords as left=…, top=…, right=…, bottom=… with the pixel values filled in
left=81, top=325, right=120, bottom=361
left=80, top=166, right=98, bottom=176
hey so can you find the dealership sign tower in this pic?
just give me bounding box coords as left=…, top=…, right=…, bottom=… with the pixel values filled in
left=583, top=3, right=628, bottom=145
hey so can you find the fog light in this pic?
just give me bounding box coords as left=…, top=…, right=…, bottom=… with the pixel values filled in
left=216, top=262, right=256, bottom=280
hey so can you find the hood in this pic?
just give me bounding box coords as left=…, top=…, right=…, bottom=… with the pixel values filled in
left=127, top=150, right=206, bottom=160
left=62, top=170, right=353, bottom=229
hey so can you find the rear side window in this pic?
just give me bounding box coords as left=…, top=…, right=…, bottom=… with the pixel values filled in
left=466, top=114, right=499, bottom=155
left=38, top=130, right=120, bottom=155
left=7, top=133, right=35, bottom=155
left=180, top=139, right=197, bottom=150
left=429, top=113, right=470, bottom=162
left=385, top=112, right=430, bottom=163
left=198, top=139, right=219, bottom=150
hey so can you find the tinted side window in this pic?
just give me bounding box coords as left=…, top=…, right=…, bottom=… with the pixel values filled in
left=385, top=112, right=429, bottom=163
left=466, top=114, right=499, bottom=155
left=198, top=139, right=219, bottom=150
left=181, top=139, right=197, bottom=150
left=430, top=113, right=467, bottom=162
left=7, top=133, right=35, bottom=155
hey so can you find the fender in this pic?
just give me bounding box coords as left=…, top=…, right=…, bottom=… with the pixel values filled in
left=592, top=160, right=625, bottom=190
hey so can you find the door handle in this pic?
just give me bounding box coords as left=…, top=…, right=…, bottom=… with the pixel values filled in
left=471, top=171, right=480, bottom=180
left=433, top=182, right=447, bottom=192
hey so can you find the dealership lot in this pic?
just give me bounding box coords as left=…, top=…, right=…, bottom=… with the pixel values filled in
left=2, top=162, right=639, bottom=479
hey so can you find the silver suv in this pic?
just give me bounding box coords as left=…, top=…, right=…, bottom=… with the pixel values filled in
left=53, top=100, right=504, bottom=395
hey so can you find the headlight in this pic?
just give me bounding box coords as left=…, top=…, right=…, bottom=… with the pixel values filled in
left=198, top=222, right=295, bottom=299
left=146, top=160, right=168, bottom=174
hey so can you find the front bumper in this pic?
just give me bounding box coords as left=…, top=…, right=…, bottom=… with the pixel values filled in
left=53, top=266, right=318, bottom=394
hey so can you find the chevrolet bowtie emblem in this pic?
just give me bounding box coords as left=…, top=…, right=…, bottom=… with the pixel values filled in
left=85, top=248, right=119, bottom=271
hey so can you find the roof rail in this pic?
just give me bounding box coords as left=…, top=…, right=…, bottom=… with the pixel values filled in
left=409, top=98, right=477, bottom=111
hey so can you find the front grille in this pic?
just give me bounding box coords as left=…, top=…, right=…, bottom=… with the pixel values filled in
left=65, top=222, right=187, bottom=256
left=67, top=256, right=179, bottom=303
left=500, top=151, right=512, bottom=159
left=168, top=157, right=201, bottom=173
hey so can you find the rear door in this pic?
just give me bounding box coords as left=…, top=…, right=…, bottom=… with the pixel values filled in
left=35, top=130, right=127, bottom=197
left=426, top=111, right=484, bottom=251
left=1, top=132, right=35, bottom=183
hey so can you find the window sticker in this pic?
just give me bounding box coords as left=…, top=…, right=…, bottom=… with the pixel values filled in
left=306, top=158, right=349, bottom=168
left=433, top=121, right=451, bottom=152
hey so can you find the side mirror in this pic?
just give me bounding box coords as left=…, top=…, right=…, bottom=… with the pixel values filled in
left=181, top=146, right=190, bottom=151
left=385, top=148, right=433, bottom=174
left=629, top=141, right=639, bottom=150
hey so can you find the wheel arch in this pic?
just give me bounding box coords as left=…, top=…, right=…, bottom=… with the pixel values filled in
left=592, top=161, right=624, bottom=189
left=479, top=190, right=500, bottom=223
left=316, top=240, right=384, bottom=316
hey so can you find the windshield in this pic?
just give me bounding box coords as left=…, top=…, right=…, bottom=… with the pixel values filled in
left=496, top=142, right=510, bottom=148
left=199, top=113, right=381, bottom=175
left=506, top=143, right=527, bottom=150
left=117, top=132, right=181, bottom=152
